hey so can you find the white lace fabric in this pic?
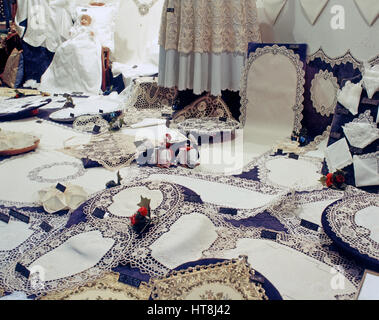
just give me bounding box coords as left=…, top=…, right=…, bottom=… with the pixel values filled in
left=159, top=0, right=261, bottom=54
left=353, top=152, right=379, bottom=187
left=337, top=81, right=363, bottom=116
left=60, top=132, right=137, bottom=171
left=325, top=138, right=353, bottom=173
left=325, top=194, right=379, bottom=260
left=343, top=116, right=379, bottom=149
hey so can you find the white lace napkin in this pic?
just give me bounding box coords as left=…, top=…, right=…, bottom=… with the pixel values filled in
left=363, top=64, right=379, bottom=99
left=353, top=152, right=379, bottom=187
left=325, top=138, right=353, bottom=172
left=337, top=81, right=363, bottom=115
left=343, top=121, right=379, bottom=149
left=39, top=184, right=88, bottom=214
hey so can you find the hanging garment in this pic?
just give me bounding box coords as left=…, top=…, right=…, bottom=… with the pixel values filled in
left=158, top=0, right=262, bottom=96
left=39, top=25, right=102, bottom=95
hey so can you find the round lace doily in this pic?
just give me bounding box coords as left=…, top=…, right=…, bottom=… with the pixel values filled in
left=322, top=194, right=379, bottom=272
left=177, top=117, right=240, bottom=143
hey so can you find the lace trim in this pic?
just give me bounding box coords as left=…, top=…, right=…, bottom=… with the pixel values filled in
left=306, top=48, right=365, bottom=72
left=60, top=132, right=137, bottom=171
left=310, top=70, right=339, bottom=117
left=353, top=110, right=376, bottom=124
left=172, top=95, right=235, bottom=123
left=150, top=256, right=268, bottom=300
left=38, top=272, right=152, bottom=300
left=1, top=219, right=133, bottom=296
left=368, top=54, right=379, bottom=67
left=325, top=194, right=379, bottom=261
left=299, top=126, right=332, bottom=154
left=356, top=151, right=379, bottom=160
left=159, top=0, right=261, bottom=54
left=239, top=45, right=305, bottom=134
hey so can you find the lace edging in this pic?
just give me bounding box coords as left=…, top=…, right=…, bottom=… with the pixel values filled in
left=239, top=45, right=305, bottom=134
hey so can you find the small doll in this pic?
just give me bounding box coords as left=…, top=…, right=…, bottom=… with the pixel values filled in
left=157, top=133, right=174, bottom=168
left=177, top=135, right=200, bottom=169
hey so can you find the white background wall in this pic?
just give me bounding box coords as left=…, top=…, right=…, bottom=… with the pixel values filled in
left=256, top=0, right=379, bottom=61
left=77, top=0, right=378, bottom=63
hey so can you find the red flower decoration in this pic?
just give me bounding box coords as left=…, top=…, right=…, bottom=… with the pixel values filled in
left=335, top=174, right=345, bottom=184
left=138, top=207, right=148, bottom=217
left=30, top=109, right=39, bottom=116
left=130, top=215, right=137, bottom=226
left=326, top=173, right=334, bottom=188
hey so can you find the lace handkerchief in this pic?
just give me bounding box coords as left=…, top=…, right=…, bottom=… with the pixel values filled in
left=343, top=116, right=379, bottom=149
left=353, top=152, right=379, bottom=187
left=337, top=81, right=363, bottom=116
left=363, top=64, right=379, bottom=99
left=325, top=138, right=353, bottom=172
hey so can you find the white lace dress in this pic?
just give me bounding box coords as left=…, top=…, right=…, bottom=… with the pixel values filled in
left=158, top=0, right=261, bottom=96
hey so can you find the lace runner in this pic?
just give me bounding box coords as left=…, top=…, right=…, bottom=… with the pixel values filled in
left=60, top=132, right=137, bottom=171
left=159, top=0, right=261, bottom=54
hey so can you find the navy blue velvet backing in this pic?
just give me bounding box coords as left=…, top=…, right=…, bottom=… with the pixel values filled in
left=225, top=211, right=288, bottom=233
left=321, top=199, right=379, bottom=273
left=21, top=40, right=54, bottom=83
left=303, top=54, right=362, bottom=141
left=322, top=90, right=379, bottom=193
